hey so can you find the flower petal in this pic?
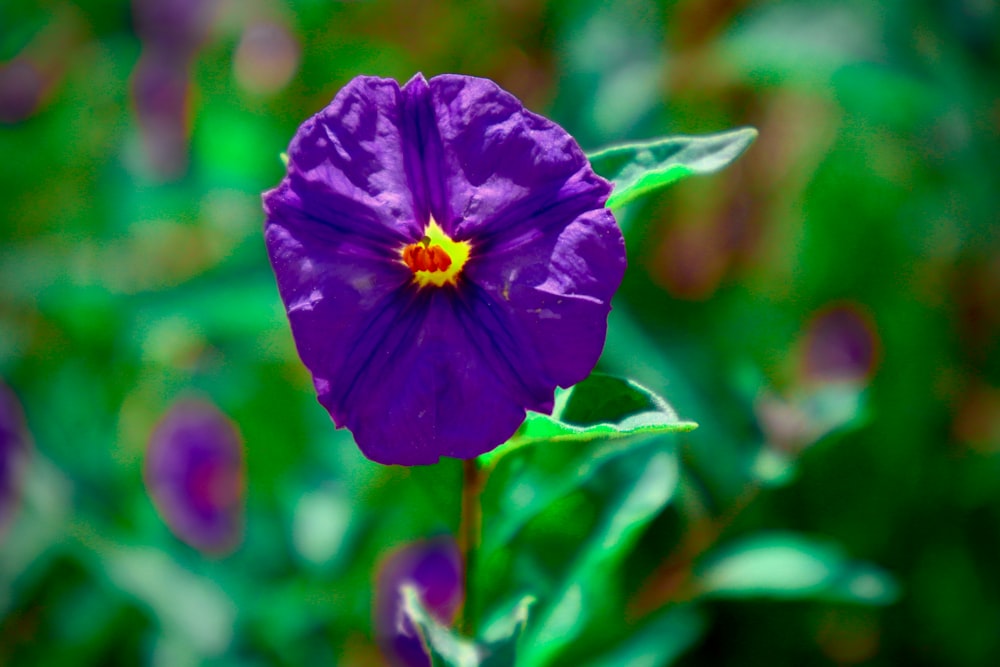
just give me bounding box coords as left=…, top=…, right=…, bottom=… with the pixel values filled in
left=467, top=207, right=626, bottom=389
left=327, top=289, right=550, bottom=465
left=271, top=75, right=433, bottom=246
left=422, top=74, right=611, bottom=244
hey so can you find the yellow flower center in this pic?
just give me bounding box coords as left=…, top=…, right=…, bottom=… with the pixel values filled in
left=400, top=219, right=471, bottom=288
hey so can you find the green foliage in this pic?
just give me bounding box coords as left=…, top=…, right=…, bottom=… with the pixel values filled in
left=585, top=606, right=706, bottom=667
left=402, top=586, right=533, bottom=667
left=480, top=374, right=696, bottom=468
left=588, top=128, right=759, bottom=209
left=2, top=0, right=999, bottom=665
left=694, top=533, right=898, bottom=605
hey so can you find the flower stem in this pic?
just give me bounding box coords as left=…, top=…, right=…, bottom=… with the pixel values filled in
left=459, top=457, right=482, bottom=637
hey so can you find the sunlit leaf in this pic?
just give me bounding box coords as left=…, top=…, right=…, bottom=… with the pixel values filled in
left=481, top=374, right=697, bottom=469
left=694, top=532, right=898, bottom=605
left=587, top=128, right=758, bottom=209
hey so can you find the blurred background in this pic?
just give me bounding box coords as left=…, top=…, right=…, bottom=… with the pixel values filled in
left=1, top=0, right=999, bottom=665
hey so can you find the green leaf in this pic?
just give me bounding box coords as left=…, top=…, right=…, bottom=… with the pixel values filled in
left=99, top=546, right=238, bottom=656
left=481, top=374, right=697, bottom=468
left=521, top=447, right=680, bottom=666
left=693, top=532, right=898, bottom=605
left=585, top=606, right=706, bottom=667
left=587, top=128, right=758, bottom=209
left=480, top=375, right=694, bottom=555
left=751, top=385, right=869, bottom=487
left=480, top=596, right=535, bottom=667
left=401, top=587, right=534, bottom=667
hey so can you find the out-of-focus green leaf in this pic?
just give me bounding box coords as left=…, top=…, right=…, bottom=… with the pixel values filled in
left=694, top=533, right=898, bottom=605
left=479, top=596, right=534, bottom=667
left=481, top=374, right=697, bottom=469
left=521, top=448, right=680, bottom=666
left=585, top=605, right=706, bottom=667
left=400, top=586, right=534, bottom=667
left=98, top=545, right=238, bottom=656
left=752, top=385, right=869, bottom=487
left=587, top=128, right=758, bottom=209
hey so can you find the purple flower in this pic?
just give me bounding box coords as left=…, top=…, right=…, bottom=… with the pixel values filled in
left=0, top=382, right=30, bottom=539
left=374, top=537, right=463, bottom=667
left=263, top=74, right=625, bottom=465
left=132, top=0, right=215, bottom=55
left=800, top=303, right=879, bottom=385
left=131, top=53, right=193, bottom=178
left=0, top=58, right=45, bottom=124
left=145, top=398, right=244, bottom=554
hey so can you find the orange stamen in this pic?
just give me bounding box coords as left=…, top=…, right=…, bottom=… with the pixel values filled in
left=429, top=245, right=452, bottom=271
left=399, top=219, right=470, bottom=288
left=402, top=241, right=454, bottom=274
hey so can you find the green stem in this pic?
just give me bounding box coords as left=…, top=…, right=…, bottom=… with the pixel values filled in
left=459, top=457, right=482, bottom=636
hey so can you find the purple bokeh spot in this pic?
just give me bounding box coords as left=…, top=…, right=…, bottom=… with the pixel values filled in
left=145, top=398, right=244, bottom=554
left=801, top=303, right=879, bottom=384
left=0, top=59, right=44, bottom=124
left=0, top=382, right=29, bottom=538
left=131, top=52, right=192, bottom=178
left=132, top=0, right=215, bottom=54
left=374, top=537, right=464, bottom=667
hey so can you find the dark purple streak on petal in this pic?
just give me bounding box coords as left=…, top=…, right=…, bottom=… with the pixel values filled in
left=278, top=76, right=429, bottom=244
left=425, top=75, right=611, bottom=244
left=333, top=290, right=533, bottom=465
left=468, top=206, right=625, bottom=388
left=264, top=198, right=414, bottom=406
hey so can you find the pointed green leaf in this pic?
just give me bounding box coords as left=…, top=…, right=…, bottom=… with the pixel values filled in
left=693, top=533, right=898, bottom=605
left=587, top=127, right=758, bottom=209
left=481, top=374, right=697, bottom=469
left=480, top=375, right=694, bottom=554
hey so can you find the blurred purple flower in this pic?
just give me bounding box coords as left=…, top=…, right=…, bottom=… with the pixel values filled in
left=0, top=382, right=30, bottom=538
left=0, top=58, right=45, bottom=124
left=233, top=20, right=300, bottom=95
left=375, top=537, right=463, bottom=667
left=131, top=53, right=192, bottom=178
left=145, top=398, right=244, bottom=554
left=130, top=0, right=215, bottom=178
left=263, top=74, right=625, bottom=465
left=133, top=0, right=215, bottom=55
left=800, top=303, right=879, bottom=384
